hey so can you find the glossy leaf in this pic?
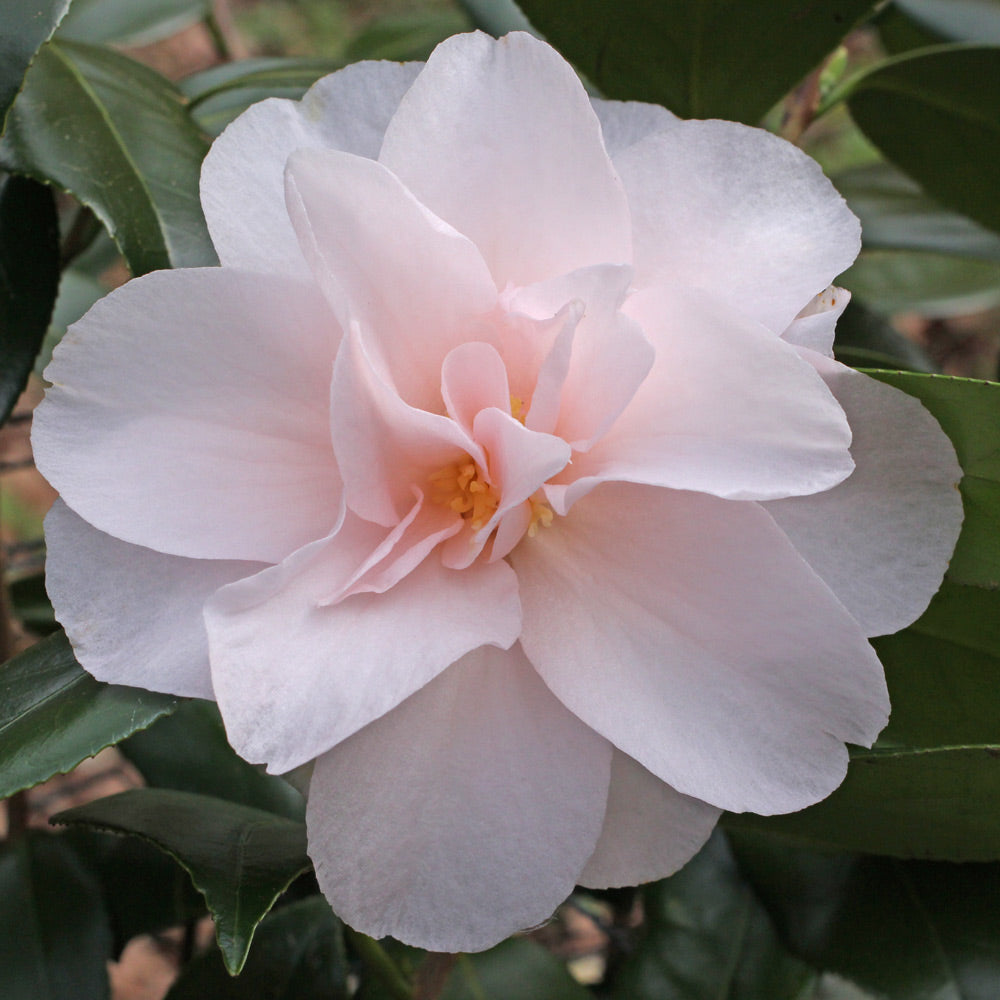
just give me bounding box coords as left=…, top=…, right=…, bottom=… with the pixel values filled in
left=55, top=789, right=311, bottom=975
left=0, top=0, right=70, bottom=131
left=0, top=832, right=112, bottom=1000
left=611, top=832, right=815, bottom=999
left=181, top=57, right=342, bottom=136
left=458, top=0, right=536, bottom=36
left=0, top=174, right=59, bottom=424
left=0, top=39, right=216, bottom=275
left=732, top=831, right=1000, bottom=1000
left=844, top=46, right=1000, bottom=235
left=515, top=0, right=877, bottom=122
left=57, top=0, right=210, bottom=46
left=441, top=938, right=590, bottom=1000
left=166, top=896, right=348, bottom=1000
left=0, top=631, right=178, bottom=798
left=121, top=699, right=305, bottom=821
left=880, top=0, right=1000, bottom=51
left=866, top=372, right=1000, bottom=590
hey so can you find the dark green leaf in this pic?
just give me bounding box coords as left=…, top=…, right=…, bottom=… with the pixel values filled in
left=55, top=789, right=311, bottom=974
left=880, top=0, right=1000, bottom=52
left=611, top=832, right=815, bottom=999
left=725, top=745, right=1000, bottom=860
left=832, top=300, right=935, bottom=373
left=0, top=39, right=216, bottom=275
left=344, top=11, right=471, bottom=63
left=0, top=831, right=112, bottom=1000
left=181, top=57, right=342, bottom=136
left=0, top=173, right=59, bottom=424
left=844, top=46, right=1000, bottom=235
left=166, top=896, right=348, bottom=1000
left=457, top=0, right=536, bottom=36
left=865, top=372, right=1000, bottom=589
left=0, top=631, right=178, bottom=798
left=57, top=0, right=210, bottom=47
left=8, top=572, right=57, bottom=635
left=731, top=831, right=1000, bottom=1000
left=441, top=938, right=590, bottom=1000
left=65, top=828, right=205, bottom=952
left=0, top=0, right=70, bottom=131
left=121, top=699, right=305, bottom=821
left=515, top=0, right=877, bottom=122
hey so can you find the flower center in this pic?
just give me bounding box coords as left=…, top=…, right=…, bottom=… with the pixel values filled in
left=429, top=460, right=499, bottom=530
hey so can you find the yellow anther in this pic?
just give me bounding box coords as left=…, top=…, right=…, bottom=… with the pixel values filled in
left=510, top=394, right=526, bottom=424
left=527, top=497, right=554, bottom=537
left=430, top=458, right=500, bottom=530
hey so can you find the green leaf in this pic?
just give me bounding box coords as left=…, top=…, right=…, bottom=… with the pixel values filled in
left=0, top=173, right=59, bottom=424
left=0, top=631, right=178, bottom=798
left=515, top=0, right=877, bottom=122
left=832, top=300, right=936, bottom=373
left=180, top=57, right=343, bottom=137
left=34, top=266, right=108, bottom=377
left=0, top=832, right=112, bottom=1000
left=343, top=11, right=471, bottom=63
left=865, top=372, right=1000, bottom=589
left=0, top=39, right=216, bottom=275
left=457, top=0, right=536, bottom=36
left=166, top=896, right=348, bottom=1000
left=611, top=832, right=815, bottom=999
left=0, top=0, right=71, bottom=131
left=441, top=938, right=590, bottom=1000
left=731, top=831, right=1000, bottom=1000
left=725, top=745, right=1000, bottom=860
left=121, top=699, right=305, bottom=821
left=57, top=0, right=210, bottom=47
left=881, top=0, right=1000, bottom=52
left=55, top=789, right=311, bottom=975
left=844, top=46, right=1000, bottom=235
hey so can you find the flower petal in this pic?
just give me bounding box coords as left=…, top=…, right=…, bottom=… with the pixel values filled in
left=616, top=120, right=860, bottom=332
left=285, top=147, right=498, bottom=412
left=579, top=750, right=721, bottom=889
left=379, top=31, right=631, bottom=286
left=441, top=341, right=511, bottom=434
left=780, top=286, right=850, bottom=357
left=45, top=500, right=262, bottom=700
left=34, top=269, right=341, bottom=562
left=306, top=643, right=612, bottom=951
left=201, top=60, right=422, bottom=277
left=548, top=288, right=854, bottom=512
left=591, top=97, right=679, bottom=159
left=512, top=482, right=889, bottom=815
left=764, top=356, right=963, bottom=637
left=205, top=515, right=521, bottom=774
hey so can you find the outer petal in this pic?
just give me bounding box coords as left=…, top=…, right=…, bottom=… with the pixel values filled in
left=201, top=60, right=422, bottom=277
left=548, top=288, right=854, bottom=511
left=579, top=750, right=721, bottom=889
left=512, top=483, right=890, bottom=815
left=306, top=644, right=613, bottom=951
left=285, top=148, right=498, bottom=412
left=205, top=515, right=521, bottom=774
left=379, top=31, right=631, bottom=287
left=764, top=357, right=963, bottom=637
left=45, top=501, right=262, bottom=700
left=591, top=97, right=679, bottom=159
left=616, top=120, right=861, bottom=332
left=781, top=286, right=850, bottom=357
left=34, top=269, right=341, bottom=563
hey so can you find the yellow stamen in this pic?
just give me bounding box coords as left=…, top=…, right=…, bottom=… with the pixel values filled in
left=430, top=459, right=500, bottom=530
left=528, top=497, right=554, bottom=537
left=510, top=394, right=526, bottom=424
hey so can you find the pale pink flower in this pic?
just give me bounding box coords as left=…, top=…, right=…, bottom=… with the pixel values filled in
left=34, top=32, right=962, bottom=951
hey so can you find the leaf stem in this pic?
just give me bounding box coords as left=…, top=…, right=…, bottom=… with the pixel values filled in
left=345, top=927, right=413, bottom=1000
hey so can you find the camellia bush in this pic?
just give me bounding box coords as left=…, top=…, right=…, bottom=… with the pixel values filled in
left=2, top=0, right=1000, bottom=998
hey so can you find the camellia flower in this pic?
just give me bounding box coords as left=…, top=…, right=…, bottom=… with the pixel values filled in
left=34, top=31, right=962, bottom=952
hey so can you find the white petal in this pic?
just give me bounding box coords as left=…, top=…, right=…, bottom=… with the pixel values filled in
left=591, top=97, right=680, bottom=159
left=548, top=287, right=854, bottom=511
left=379, top=31, right=631, bottom=286
left=306, top=644, right=613, bottom=951
left=764, top=356, right=963, bottom=637
left=285, top=148, right=498, bottom=412
left=34, top=269, right=341, bottom=562
left=579, top=750, right=721, bottom=888
left=512, top=483, right=890, bottom=815
left=201, top=60, right=421, bottom=277
left=616, top=120, right=861, bottom=332
left=205, top=516, right=521, bottom=774
left=781, top=286, right=850, bottom=357
left=45, top=501, right=262, bottom=700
